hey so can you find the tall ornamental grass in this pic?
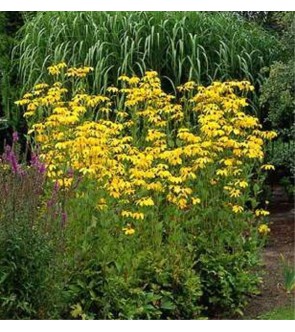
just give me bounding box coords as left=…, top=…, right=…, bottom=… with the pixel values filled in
left=5, top=12, right=281, bottom=127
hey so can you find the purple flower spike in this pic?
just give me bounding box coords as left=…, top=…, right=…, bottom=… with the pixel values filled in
left=61, top=211, right=68, bottom=228
left=12, top=132, right=19, bottom=143
left=4, top=144, right=11, bottom=155
left=54, top=181, right=60, bottom=192
left=31, top=153, right=46, bottom=174
left=4, top=144, right=24, bottom=176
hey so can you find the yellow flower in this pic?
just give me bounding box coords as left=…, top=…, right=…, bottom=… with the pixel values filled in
left=47, top=63, right=67, bottom=75
left=177, top=198, right=188, bottom=210
left=261, top=164, right=275, bottom=171
left=34, top=83, right=49, bottom=90
left=255, top=209, right=270, bottom=217
left=57, top=62, right=67, bottom=69
left=229, top=189, right=241, bottom=198
left=96, top=198, right=108, bottom=211
left=192, top=197, right=201, bottom=205
left=70, top=303, right=83, bottom=319
left=232, top=205, right=244, bottom=213
left=260, top=131, right=277, bottom=140
left=121, top=210, right=144, bottom=220
left=135, top=197, right=155, bottom=207
left=258, top=224, right=270, bottom=235
left=118, top=74, right=130, bottom=82
left=57, top=178, right=73, bottom=188
left=216, top=169, right=228, bottom=177
left=177, top=81, right=197, bottom=92
left=106, top=86, right=119, bottom=93
left=235, top=180, right=248, bottom=188
left=66, top=66, right=94, bottom=78
left=210, top=179, right=217, bottom=185
left=122, top=224, right=135, bottom=235
left=128, top=76, right=140, bottom=85
left=133, top=212, right=145, bottom=220
left=15, top=99, right=30, bottom=106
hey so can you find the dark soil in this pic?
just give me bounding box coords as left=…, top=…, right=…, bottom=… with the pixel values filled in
left=243, top=186, right=295, bottom=319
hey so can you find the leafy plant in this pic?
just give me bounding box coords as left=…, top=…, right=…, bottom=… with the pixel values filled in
left=0, top=141, right=62, bottom=319
left=279, top=176, right=295, bottom=201
left=280, top=255, right=295, bottom=294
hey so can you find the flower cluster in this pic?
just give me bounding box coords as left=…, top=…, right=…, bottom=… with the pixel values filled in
left=16, top=63, right=276, bottom=233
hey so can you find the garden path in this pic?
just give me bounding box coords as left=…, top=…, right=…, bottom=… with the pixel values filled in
left=243, top=186, right=295, bottom=319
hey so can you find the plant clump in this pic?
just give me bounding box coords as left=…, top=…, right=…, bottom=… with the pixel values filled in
left=10, top=63, right=277, bottom=319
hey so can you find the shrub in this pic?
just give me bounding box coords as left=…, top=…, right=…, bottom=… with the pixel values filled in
left=0, top=12, right=24, bottom=126
left=260, top=60, right=295, bottom=194
left=259, top=13, right=295, bottom=187
left=260, top=61, right=294, bottom=135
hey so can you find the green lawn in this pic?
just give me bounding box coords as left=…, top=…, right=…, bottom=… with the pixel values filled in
left=258, top=306, right=295, bottom=320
